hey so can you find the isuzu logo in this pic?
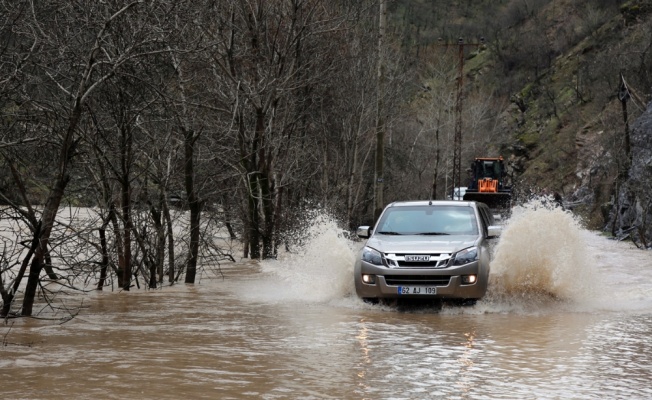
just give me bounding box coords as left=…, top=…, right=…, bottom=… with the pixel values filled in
left=404, top=255, right=430, bottom=262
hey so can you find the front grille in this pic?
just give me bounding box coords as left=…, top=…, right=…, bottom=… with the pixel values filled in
left=398, top=261, right=444, bottom=268
left=384, top=275, right=451, bottom=286
left=384, top=253, right=451, bottom=269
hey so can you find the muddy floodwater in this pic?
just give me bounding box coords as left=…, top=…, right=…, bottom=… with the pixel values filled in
left=3, top=206, right=652, bottom=399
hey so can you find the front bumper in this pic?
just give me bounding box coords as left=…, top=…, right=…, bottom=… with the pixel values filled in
left=354, top=261, right=488, bottom=300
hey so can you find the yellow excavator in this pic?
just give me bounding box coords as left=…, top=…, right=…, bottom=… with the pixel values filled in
left=462, top=156, right=512, bottom=213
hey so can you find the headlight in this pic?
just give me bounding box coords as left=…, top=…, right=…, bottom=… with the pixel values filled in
left=361, top=246, right=383, bottom=265
left=451, top=246, right=478, bottom=266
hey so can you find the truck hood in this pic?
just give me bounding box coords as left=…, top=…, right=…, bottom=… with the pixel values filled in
left=365, top=234, right=478, bottom=254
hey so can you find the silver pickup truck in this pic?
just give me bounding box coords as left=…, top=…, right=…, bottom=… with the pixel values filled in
left=354, top=200, right=501, bottom=303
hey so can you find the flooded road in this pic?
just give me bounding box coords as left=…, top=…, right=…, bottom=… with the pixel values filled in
left=3, top=206, right=652, bottom=399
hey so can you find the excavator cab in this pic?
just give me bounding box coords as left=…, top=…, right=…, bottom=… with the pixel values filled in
left=463, top=157, right=512, bottom=213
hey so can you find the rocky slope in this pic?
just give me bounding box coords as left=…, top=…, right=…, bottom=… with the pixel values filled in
left=610, top=101, right=652, bottom=247
left=481, top=1, right=652, bottom=230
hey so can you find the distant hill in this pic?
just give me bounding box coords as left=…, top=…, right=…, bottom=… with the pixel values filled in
left=389, top=0, right=652, bottom=229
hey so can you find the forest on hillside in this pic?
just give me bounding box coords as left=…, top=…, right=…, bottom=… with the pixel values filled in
left=391, top=0, right=652, bottom=238
left=0, top=0, right=650, bottom=316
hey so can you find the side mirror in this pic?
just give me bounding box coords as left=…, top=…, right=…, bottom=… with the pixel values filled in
left=487, top=225, right=501, bottom=239
left=356, top=226, right=371, bottom=238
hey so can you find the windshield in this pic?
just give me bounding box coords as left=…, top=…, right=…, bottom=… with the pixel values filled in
left=479, top=160, right=502, bottom=179
left=375, top=205, right=478, bottom=236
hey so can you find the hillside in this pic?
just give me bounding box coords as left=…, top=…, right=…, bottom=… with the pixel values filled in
left=390, top=0, right=652, bottom=230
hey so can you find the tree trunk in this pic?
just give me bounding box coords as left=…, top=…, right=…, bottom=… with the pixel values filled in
left=97, top=216, right=111, bottom=291
left=346, top=129, right=360, bottom=227
left=184, top=128, right=201, bottom=284
left=154, top=195, right=165, bottom=286
left=247, top=173, right=261, bottom=259
left=374, top=0, right=387, bottom=222
left=260, top=168, right=275, bottom=259
left=43, top=251, right=58, bottom=280
left=272, top=185, right=284, bottom=258
left=1, top=222, right=40, bottom=316
left=163, top=199, right=175, bottom=284
left=431, top=121, right=441, bottom=200
left=121, top=184, right=133, bottom=291
left=22, top=99, right=82, bottom=315
left=120, top=125, right=133, bottom=291
left=110, top=203, right=126, bottom=288
left=150, top=202, right=164, bottom=289
left=240, top=110, right=264, bottom=260
left=22, top=177, right=70, bottom=315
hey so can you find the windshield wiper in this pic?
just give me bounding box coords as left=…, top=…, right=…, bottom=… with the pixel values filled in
left=416, top=232, right=450, bottom=235
left=377, top=231, right=402, bottom=235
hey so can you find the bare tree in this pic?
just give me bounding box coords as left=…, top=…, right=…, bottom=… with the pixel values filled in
left=0, top=0, right=173, bottom=315
left=196, top=0, right=370, bottom=258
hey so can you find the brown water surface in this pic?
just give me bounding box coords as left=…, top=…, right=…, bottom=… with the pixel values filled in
left=3, top=206, right=652, bottom=399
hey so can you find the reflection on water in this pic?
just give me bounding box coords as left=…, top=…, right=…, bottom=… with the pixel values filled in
left=2, top=208, right=652, bottom=399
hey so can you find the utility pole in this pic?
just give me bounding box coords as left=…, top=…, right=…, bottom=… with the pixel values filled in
left=374, top=0, right=387, bottom=221
left=440, top=37, right=484, bottom=199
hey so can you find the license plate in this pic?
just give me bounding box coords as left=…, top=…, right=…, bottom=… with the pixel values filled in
left=397, top=286, right=437, bottom=295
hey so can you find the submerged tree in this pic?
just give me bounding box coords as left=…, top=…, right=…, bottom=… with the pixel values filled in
left=0, top=0, right=405, bottom=316
left=197, top=0, right=379, bottom=259
left=0, top=1, right=186, bottom=315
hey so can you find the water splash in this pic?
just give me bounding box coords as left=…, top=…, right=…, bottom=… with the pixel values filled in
left=482, top=197, right=597, bottom=311
left=241, top=202, right=651, bottom=314
left=249, top=213, right=360, bottom=304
